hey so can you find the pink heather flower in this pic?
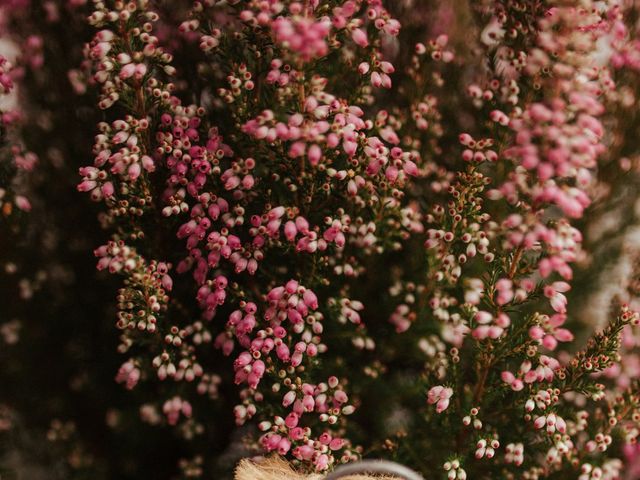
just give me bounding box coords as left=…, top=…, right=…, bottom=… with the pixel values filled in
left=480, top=17, right=506, bottom=46
left=14, top=195, right=31, bottom=212
left=475, top=439, right=499, bottom=459
left=475, top=311, right=492, bottom=324
left=351, top=28, right=369, bottom=48
left=272, top=17, right=331, bottom=61
left=529, top=314, right=574, bottom=351
left=533, top=413, right=566, bottom=435
left=505, top=443, right=524, bottom=466
left=544, top=282, right=571, bottom=313
left=501, top=371, right=524, bottom=391
left=427, top=385, right=453, bottom=413
left=472, top=310, right=508, bottom=340
left=495, top=278, right=514, bottom=305
left=162, top=396, right=192, bottom=426
left=116, top=359, right=141, bottom=390
left=314, top=454, right=329, bottom=471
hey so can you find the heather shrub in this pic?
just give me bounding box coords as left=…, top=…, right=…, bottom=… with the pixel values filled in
left=3, top=1, right=640, bottom=479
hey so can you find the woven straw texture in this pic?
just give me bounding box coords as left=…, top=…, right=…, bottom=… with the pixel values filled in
left=235, top=458, right=401, bottom=480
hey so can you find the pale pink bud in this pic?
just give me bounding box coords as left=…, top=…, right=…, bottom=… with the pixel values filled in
left=533, top=416, right=546, bottom=429
left=14, top=196, right=31, bottom=212
left=501, top=371, right=515, bottom=383
left=549, top=293, right=567, bottom=313
left=128, top=162, right=141, bottom=181
left=77, top=180, right=97, bottom=192
left=302, top=394, right=315, bottom=412
left=403, top=160, right=418, bottom=176
left=264, top=433, right=282, bottom=451
left=351, top=28, right=369, bottom=48
left=495, top=313, right=510, bottom=328
left=371, top=71, right=382, bottom=87
left=554, top=328, right=574, bottom=342
left=291, top=351, right=303, bottom=367
left=380, top=61, right=394, bottom=74
left=284, top=221, right=297, bottom=241
left=358, top=62, right=370, bottom=74
left=542, top=335, right=558, bottom=350
left=475, top=311, right=493, bottom=325
left=529, top=326, right=545, bottom=340
left=276, top=343, right=290, bottom=362
left=314, top=454, right=329, bottom=471
left=334, top=390, right=348, bottom=403
left=347, top=179, right=358, bottom=196
left=119, top=63, right=136, bottom=79
left=277, top=438, right=291, bottom=455
left=555, top=416, right=566, bottom=433
left=511, top=379, right=524, bottom=391
left=98, top=182, right=112, bottom=198
left=308, top=144, right=322, bottom=165
left=282, top=390, right=296, bottom=407
left=269, top=206, right=286, bottom=219
left=161, top=274, right=173, bottom=291
left=303, top=289, right=318, bottom=309
left=329, top=438, right=345, bottom=450
left=472, top=325, right=490, bottom=340
left=285, top=412, right=299, bottom=428
left=487, top=326, right=503, bottom=339
left=436, top=398, right=450, bottom=413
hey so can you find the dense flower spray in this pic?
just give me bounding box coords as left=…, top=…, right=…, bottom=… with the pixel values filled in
left=2, top=0, right=640, bottom=479
left=78, top=0, right=412, bottom=470
left=74, top=0, right=640, bottom=476
left=0, top=53, right=34, bottom=218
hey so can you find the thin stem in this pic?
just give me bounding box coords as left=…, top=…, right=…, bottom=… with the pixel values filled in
left=508, top=244, right=524, bottom=279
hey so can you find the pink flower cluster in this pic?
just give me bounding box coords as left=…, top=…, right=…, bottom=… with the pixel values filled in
left=427, top=385, right=453, bottom=413
left=272, top=16, right=331, bottom=61
left=0, top=54, right=35, bottom=216
left=76, top=0, right=411, bottom=472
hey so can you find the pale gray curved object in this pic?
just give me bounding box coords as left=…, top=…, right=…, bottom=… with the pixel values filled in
left=324, top=460, right=424, bottom=480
